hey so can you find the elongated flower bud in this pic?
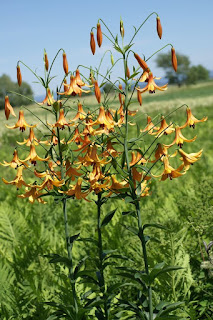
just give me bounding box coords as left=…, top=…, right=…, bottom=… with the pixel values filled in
left=5, top=96, right=16, bottom=120
left=120, top=18, right=124, bottom=37
left=94, top=80, right=101, bottom=103
left=44, top=53, right=49, bottom=71
left=156, top=16, right=162, bottom=39
left=111, top=53, right=114, bottom=66
left=97, top=23, right=103, bottom=47
left=134, top=53, right=149, bottom=71
left=17, top=65, right=22, bottom=87
left=137, top=90, right=142, bottom=106
left=63, top=52, right=69, bottom=74
left=171, top=47, right=178, bottom=72
left=90, top=31, right=96, bottom=55
left=126, top=65, right=130, bottom=79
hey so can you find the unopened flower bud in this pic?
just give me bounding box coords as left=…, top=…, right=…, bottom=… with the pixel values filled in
left=171, top=47, right=178, bottom=72
left=137, top=90, right=142, bottom=106
left=17, top=65, right=22, bottom=87
left=156, top=16, right=162, bottom=39
left=126, top=65, right=130, bottom=79
left=44, top=52, right=49, bottom=71
left=97, top=22, right=103, bottom=47
left=134, top=53, right=149, bottom=71
left=120, top=18, right=125, bottom=37
left=111, top=53, right=114, bottom=66
left=90, top=31, right=96, bottom=55
left=94, top=80, right=101, bottom=103
left=63, top=52, right=69, bottom=74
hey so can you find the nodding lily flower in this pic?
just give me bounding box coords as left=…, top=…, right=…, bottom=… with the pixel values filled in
left=18, top=185, right=46, bottom=204
left=164, top=126, right=197, bottom=148
left=82, top=118, right=95, bottom=136
left=89, top=166, right=110, bottom=194
left=48, top=161, right=61, bottom=179
left=151, top=143, right=169, bottom=162
left=178, top=149, right=203, bottom=171
left=17, top=128, right=47, bottom=146
left=130, top=151, right=147, bottom=167
left=6, top=110, right=37, bottom=132
left=44, top=129, right=65, bottom=146
left=75, top=69, right=92, bottom=88
left=59, top=75, right=90, bottom=96
left=102, top=140, right=120, bottom=158
left=2, top=166, right=29, bottom=189
left=154, top=156, right=184, bottom=181
left=40, top=88, right=56, bottom=106
left=0, top=150, right=27, bottom=168
left=107, top=175, right=129, bottom=197
left=88, top=106, right=113, bottom=128
left=132, top=167, right=151, bottom=182
left=66, top=160, right=82, bottom=181
left=70, top=103, right=87, bottom=122
left=77, top=145, right=109, bottom=166
left=151, top=116, right=174, bottom=137
left=22, top=145, right=50, bottom=166
left=63, top=177, right=90, bottom=201
left=68, top=127, right=83, bottom=145
left=89, top=163, right=105, bottom=183
left=73, top=135, right=91, bottom=152
left=140, top=180, right=150, bottom=197
left=5, top=96, right=16, bottom=120
left=136, top=72, right=168, bottom=94
left=141, top=116, right=159, bottom=134
left=34, top=169, right=64, bottom=191
left=180, top=107, right=207, bottom=129
left=48, top=109, right=71, bottom=130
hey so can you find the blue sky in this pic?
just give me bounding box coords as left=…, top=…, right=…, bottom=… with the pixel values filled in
left=0, top=0, right=212, bottom=96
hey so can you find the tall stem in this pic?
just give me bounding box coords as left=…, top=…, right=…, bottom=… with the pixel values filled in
left=122, top=51, right=153, bottom=319
left=135, top=201, right=153, bottom=320
left=97, top=193, right=108, bottom=319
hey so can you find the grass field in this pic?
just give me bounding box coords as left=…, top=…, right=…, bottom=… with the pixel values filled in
left=0, top=81, right=213, bottom=319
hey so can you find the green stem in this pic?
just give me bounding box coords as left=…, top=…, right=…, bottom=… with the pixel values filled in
left=97, top=193, right=108, bottom=319
left=135, top=201, right=153, bottom=320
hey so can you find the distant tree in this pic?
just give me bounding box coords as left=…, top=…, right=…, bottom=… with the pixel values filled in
left=103, top=82, right=115, bottom=94
left=156, top=52, right=190, bottom=86
left=0, top=74, right=33, bottom=109
left=186, top=65, right=209, bottom=84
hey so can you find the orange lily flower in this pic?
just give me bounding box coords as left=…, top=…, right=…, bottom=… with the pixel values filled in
left=178, top=149, right=203, bottom=171
left=155, top=156, right=184, bottom=181
left=107, top=175, right=129, bottom=197
left=151, top=116, right=174, bottom=137
left=2, top=166, right=29, bottom=189
left=77, top=145, right=109, bottom=166
left=22, top=145, right=50, bottom=166
left=151, top=143, right=169, bottom=162
left=63, top=177, right=90, bottom=200
left=40, top=88, right=56, bottom=106
left=130, top=151, right=147, bottom=167
left=0, top=150, right=27, bottom=168
left=70, top=103, right=87, bottom=122
left=59, top=75, right=90, bottom=96
left=6, top=110, right=37, bottom=132
left=18, top=185, right=46, bottom=204
left=180, top=107, right=207, bottom=129
left=67, top=127, right=83, bottom=145
left=102, top=140, right=120, bottom=158
left=5, top=96, right=16, bottom=120
left=88, top=106, right=113, bottom=128
left=66, top=160, right=82, bottom=181
left=164, top=126, right=196, bottom=148
left=141, top=116, right=159, bottom=134
left=34, top=169, right=64, bottom=191
left=132, top=167, right=151, bottom=182
left=136, top=72, right=168, bottom=94
left=74, top=134, right=91, bottom=152
left=17, top=128, right=47, bottom=146
left=48, top=109, right=71, bottom=130
left=140, top=180, right=150, bottom=197
left=75, top=69, right=92, bottom=88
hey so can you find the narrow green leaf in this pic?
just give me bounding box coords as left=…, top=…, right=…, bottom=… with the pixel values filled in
left=101, top=209, right=117, bottom=227
left=143, top=223, right=167, bottom=231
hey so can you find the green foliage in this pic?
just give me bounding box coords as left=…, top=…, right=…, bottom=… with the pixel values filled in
left=186, top=65, right=209, bottom=85
left=0, top=74, right=33, bottom=108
